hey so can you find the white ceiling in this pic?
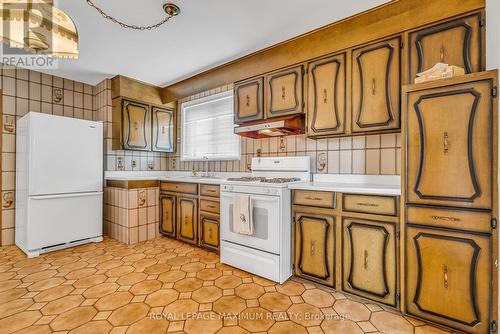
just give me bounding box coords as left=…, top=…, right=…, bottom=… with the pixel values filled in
left=43, top=0, right=388, bottom=87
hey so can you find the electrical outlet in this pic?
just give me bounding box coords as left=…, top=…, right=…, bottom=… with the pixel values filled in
left=131, top=160, right=137, bottom=168
left=116, top=157, right=124, bottom=171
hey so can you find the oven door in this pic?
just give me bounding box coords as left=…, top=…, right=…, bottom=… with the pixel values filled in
left=221, top=192, right=280, bottom=254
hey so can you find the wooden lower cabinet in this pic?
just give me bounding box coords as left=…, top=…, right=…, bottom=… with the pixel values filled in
left=342, top=218, right=397, bottom=306
left=294, top=207, right=335, bottom=287
left=406, top=226, right=491, bottom=334
left=177, top=196, right=198, bottom=245
left=159, top=194, right=176, bottom=238
left=199, top=214, right=220, bottom=252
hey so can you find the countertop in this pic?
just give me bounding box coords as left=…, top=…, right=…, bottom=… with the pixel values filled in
left=288, top=174, right=401, bottom=196
left=104, top=171, right=246, bottom=185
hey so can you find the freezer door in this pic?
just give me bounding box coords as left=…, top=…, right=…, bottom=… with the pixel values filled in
left=29, top=114, right=103, bottom=195
left=26, top=192, right=103, bottom=250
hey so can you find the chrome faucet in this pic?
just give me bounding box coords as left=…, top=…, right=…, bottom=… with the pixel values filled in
left=203, top=156, right=210, bottom=178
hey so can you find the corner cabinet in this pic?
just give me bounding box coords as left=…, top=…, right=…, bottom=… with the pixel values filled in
left=234, top=77, right=264, bottom=124
left=408, top=12, right=484, bottom=83
left=266, top=65, right=304, bottom=119
left=307, top=53, right=346, bottom=136
left=351, top=36, right=402, bottom=133
left=121, top=100, right=151, bottom=151
left=152, top=107, right=175, bottom=152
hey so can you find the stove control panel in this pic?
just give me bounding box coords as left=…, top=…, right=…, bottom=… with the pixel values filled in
left=221, top=184, right=283, bottom=196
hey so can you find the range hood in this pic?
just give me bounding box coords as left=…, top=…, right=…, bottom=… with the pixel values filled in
left=234, top=115, right=304, bottom=139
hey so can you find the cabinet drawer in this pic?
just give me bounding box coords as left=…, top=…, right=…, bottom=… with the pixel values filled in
left=161, top=182, right=198, bottom=195
left=200, top=199, right=220, bottom=214
left=293, top=190, right=335, bottom=208
left=407, top=206, right=491, bottom=234
left=342, top=194, right=398, bottom=216
left=200, top=184, right=220, bottom=198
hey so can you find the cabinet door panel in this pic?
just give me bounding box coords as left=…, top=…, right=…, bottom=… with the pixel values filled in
left=177, top=197, right=198, bottom=245
left=266, top=65, right=304, bottom=118
left=160, top=194, right=176, bottom=238
left=122, top=100, right=150, bottom=150
left=407, top=79, right=493, bottom=209
left=234, top=77, right=264, bottom=123
left=152, top=107, right=174, bottom=152
left=409, top=13, right=484, bottom=82
left=200, top=214, right=219, bottom=252
left=294, top=210, right=335, bottom=287
left=343, top=218, right=397, bottom=306
left=406, top=226, right=490, bottom=334
left=352, top=36, right=401, bottom=133
left=307, top=53, right=346, bottom=136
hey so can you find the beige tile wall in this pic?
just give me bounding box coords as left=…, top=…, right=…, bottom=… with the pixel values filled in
left=0, top=66, right=94, bottom=246
left=103, top=186, right=160, bottom=244
left=165, top=85, right=402, bottom=175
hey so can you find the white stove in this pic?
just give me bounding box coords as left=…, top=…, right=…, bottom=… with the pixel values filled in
left=220, top=156, right=310, bottom=283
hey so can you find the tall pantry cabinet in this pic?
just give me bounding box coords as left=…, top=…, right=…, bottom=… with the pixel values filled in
left=402, top=71, right=498, bottom=334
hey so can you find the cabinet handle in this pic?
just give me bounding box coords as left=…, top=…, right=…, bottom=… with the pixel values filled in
left=281, top=86, right=286, bottom=100
left=305, top=196, right=323, bottom=201
left=310, top=240, right=316, bottom=256
left=208, top=227, right=212, bottom=239
left=323, top=88, right=328, bottom=104
left=364, top=250, right=369, bottom=269
left=206, top=189, right=217, bottom=193
left=443, top=132, right=449, bottom=153
left=440, top=46, right=445, bottom=62
left=371, top=79, right=376, bottom=95
left=162, top=126, right=167, bottom=134
left=134, top=121, right=138, bottom=131
left=443, top=264, right=448, bottom=288
left=207, top=205, right=216, bottom=209
left=246, top=95, right=250, bottom=107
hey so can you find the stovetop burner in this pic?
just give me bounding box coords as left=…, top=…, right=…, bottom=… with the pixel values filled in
left=226, top=176, right=301, bottom=184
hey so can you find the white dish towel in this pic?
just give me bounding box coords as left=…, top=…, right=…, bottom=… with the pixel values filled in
left=232, top=194, right=253, bottom=235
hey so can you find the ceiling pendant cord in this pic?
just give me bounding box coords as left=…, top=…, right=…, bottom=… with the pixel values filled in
left=85, top=0, right=180, bottom=30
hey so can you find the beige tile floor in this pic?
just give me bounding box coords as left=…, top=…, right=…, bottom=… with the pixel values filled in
left=0, top=237, right=449, bottom=334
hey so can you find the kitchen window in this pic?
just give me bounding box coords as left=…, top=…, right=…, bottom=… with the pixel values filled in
left=181, top=90, right=240, bottom=161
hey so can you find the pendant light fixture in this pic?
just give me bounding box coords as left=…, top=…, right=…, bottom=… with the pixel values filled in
left=0, top=0, right=79, bottom=58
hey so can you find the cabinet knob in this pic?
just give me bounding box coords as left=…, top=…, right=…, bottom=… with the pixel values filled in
left=443, top=264, right=449, bottom=288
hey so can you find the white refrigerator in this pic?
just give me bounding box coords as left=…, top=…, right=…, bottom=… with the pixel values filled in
left=15, top=112, right=103, bottom=257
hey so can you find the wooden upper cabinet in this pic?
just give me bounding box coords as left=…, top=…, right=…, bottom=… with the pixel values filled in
left=352, top=36, right=401, bottom=133
left=406, top=226, right=491, bottom=334
left=177, top=196, right=198, bottom=245
left=406, top=76, right=494, bottom=209
left=152, top=107, right=175, bottom=153
left=294, top=209, right=335, bottom=287
left=234, top=77, right=264, bottom=124
left=343, top=218, right=397, bottom=306
left=408, top=12, right=484, bottom=83
left=122, top=99, right=151, bottom=151
left=307, top=53, right=346, bottom=136
left=266, top=65, right=304, bottom=119
left=160, top=194, right=176, bottom=238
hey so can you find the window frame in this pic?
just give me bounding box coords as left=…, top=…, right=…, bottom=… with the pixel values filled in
left=180, top=90, right=240, bottom=162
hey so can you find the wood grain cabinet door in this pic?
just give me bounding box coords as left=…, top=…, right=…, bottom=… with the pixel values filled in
left=234, top=77, right=264, bottom=124
left=160, top=194, right=176, bottom=238
left=177, top=196, right=198, bottom=245
left=294, top=211, right=335, bottom=287
left=409, top=12, right=484, bottom=82
left=200, top=214, right=219, bottom=252
left=266, top=65, right=304, bottom=118
left=122, top=99, right=151, bottom=151
left=307, top=53, right=346, bottom=136
left=342, top=218, right=397, bottom=306
left=407, top=79, right=493, bottom=209
left=406, top=226, right=491, bottom=334
left=152, top=107, right=174, bottom=153
left=352, top=36, right=401, bottom=133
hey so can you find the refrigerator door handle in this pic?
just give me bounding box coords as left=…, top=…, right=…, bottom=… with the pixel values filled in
left=31, top=192, right=103, bottom=200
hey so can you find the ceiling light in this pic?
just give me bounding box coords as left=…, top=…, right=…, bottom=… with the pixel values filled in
left=86, top=1, right=180, bottom=31
left=0, top=0, right=79, bottom=58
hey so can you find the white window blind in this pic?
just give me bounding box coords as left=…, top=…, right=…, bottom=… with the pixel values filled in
left=181, top=91, right=240, bottom=161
